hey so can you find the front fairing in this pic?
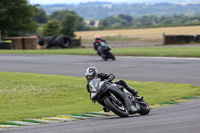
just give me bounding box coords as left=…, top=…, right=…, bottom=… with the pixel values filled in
left=89, top=78, right=100, bottom=100
left=89, top=78, right=111, bottom=102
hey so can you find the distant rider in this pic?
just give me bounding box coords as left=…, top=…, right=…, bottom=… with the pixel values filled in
left=93, top=35, right=108, bottom=56
left=85, top=66, right=138, bottom=112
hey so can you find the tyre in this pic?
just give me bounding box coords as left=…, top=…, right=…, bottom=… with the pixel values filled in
left=53, top=35, right=73, bottom=48
left=137, top=99, right=150, bottom=115
left=108, top=51, right=115, bottom=61
left=39, top=36, right=53, bottom=48
left=104, top=96, right=129, bottom=117
left=103, top=57, right=107, bottom=61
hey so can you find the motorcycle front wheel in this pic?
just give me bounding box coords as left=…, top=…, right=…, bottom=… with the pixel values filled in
left=108, top=51, right=115, bottom=61
left=104, top=96, right=129, bottom=117
left=137, top=99, right=150, bottom=115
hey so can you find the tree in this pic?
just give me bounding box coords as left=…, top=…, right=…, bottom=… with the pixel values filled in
left=118, top=14, right=133, bottom=23
left=160, top=17, right=173, bottom=25
left=42, top=19, right=61, bottom=36
left=61, top=13, right=77, bottom=37
left=99, top=15, right=130, bottom=29
left=99, top=19, right=108, bottom=29
left=0, top=0, right=38, bottom=37
left=49, top=10, right=87, bottom=31
left=76, top=16, right=87, bottom=31
left=33, top=8, right=47, bottom=24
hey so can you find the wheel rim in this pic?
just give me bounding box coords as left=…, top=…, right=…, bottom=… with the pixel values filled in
left=110, top=98, right=126, bottom=112
left=138, top=101, right=149, bottom=109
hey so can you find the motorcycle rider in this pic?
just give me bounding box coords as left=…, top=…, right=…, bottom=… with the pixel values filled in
left=85, top=66, right=138, bottom=112
left=93, top=35, right=108, bottom=56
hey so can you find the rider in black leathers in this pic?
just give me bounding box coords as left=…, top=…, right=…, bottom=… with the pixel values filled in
left=85, top=66, right=138, bottom=112
left=93, top=35, right=108, bottom=56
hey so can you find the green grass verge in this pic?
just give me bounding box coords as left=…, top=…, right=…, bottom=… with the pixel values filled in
left=0, top=47, right=200, bottom=57
left=0, top=71, right=200, bottom=123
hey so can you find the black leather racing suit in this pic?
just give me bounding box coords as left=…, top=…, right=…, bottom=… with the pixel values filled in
left=86, top=72, right=138, bottom=112
left=86, top=73, right=134, bottom=94
left=93, top=39, right=108, bottom=56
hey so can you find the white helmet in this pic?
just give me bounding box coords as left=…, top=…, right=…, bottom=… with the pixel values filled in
left=85, top=66, right=98, bottom=82
left=94, top=35, right=100, bottom=40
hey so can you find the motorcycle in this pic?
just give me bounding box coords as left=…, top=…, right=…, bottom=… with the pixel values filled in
left=98, top=42, right=115, bottom=61
left=89, top=78, right=150, bottom=117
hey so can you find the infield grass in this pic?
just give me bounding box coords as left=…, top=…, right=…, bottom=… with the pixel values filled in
left=0, top=47, right=200, bottom=57
left=0, top=71, right=200, bottom=123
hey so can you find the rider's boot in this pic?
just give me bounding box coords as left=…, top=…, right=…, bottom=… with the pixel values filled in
left=128, top=87, right=143, bottom=101
left=127, top=87, right=138, bottom=96
left=103, top=106, right=110, bottom=112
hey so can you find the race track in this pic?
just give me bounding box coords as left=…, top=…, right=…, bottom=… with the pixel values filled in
left=2, top=100, right=200, bottom=133
left=0, top=54, right=200, bottom=133
left=0, top=54, right=200, bottom=86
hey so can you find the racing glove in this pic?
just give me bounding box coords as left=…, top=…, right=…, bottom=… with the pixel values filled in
left=107, top=74, right=115, bottom=82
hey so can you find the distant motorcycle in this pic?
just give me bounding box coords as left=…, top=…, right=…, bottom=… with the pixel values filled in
left=98, top=42, right=115, bottom=61
left=89, top=78, right=150, bottom=117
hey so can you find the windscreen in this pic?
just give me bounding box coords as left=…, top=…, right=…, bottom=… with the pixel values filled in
left=89, top=78, right=100, bottom=93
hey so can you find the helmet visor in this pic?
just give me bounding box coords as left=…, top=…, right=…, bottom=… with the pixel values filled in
left=86, top=75, right=94, bottom=81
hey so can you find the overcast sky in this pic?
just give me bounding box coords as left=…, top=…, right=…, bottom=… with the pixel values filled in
left=28, top=0, right=175, bottom=5
left=28, top=0, right=129, bottom=4
left=28, top=0, right=197, bottom=5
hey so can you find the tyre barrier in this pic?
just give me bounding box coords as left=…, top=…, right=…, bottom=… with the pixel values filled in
left=38, top=36, right=53, bottom=48
left=164, top=35, right=197, bottom=45
left=39, top=35, right=75, bottom=49
left=0, top=41, right=12, bottom=49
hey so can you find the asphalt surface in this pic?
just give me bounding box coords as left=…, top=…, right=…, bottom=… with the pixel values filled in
left=0, top=54, right=199, bottom=86
left=0, top=54, right=200, bottom=133
left=2, top=100, right=200, bottom=133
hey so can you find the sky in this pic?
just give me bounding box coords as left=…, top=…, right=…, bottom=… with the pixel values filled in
left=27, top=0, right=176, bottom=5
left=28, top=0, right=198, bottom=5
left=28, top=0, right=131, bottom=5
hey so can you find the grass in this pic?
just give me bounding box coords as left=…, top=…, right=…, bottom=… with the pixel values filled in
left=0, top=71, right=200, bottom=123
left=0, top=47, right=200, bottom=57
left=113, top=47, right=200, bottom=57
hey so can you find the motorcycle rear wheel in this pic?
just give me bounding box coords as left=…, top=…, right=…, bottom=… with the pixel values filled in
left=104, top=96, right=129, bottom=117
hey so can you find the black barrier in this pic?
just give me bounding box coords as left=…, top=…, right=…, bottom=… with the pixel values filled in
left=38, top=35, right=81, bottom=49
left=196, top=35, right=200, bottom=43
left=164, top=35, right=196, bottom=45
left=0, top=41, right=12, bottom=49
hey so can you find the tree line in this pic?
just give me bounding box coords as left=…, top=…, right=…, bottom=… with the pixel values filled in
left=40, top=2, right=200, bottom=20
left=0, top=0, right=38, bottom=37
left=1, top=0, right=200, bottom=39
left=35, top=9, right=90, bottom=37
left=98, top=14, right=200, bottom=30
left=0, top=0, right=89, bottom=38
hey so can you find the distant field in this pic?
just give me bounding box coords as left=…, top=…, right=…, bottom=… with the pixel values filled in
left=75, top=26, right=200, bottom=40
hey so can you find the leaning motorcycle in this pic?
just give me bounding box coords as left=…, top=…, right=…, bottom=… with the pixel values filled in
left=98, top=42, right=115, bottom=61
left=89, top=78, right=150, bottom=117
